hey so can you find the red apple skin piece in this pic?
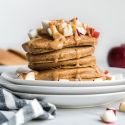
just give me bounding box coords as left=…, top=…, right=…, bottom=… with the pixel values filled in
left=92, top=31, right=100, bottom=39
left=87, top=27, right=100, bottom=39
left=104, top=70, right=109, bottom=75
left=106, top=108, right=117, bottom=115
left=108, top=45, right=125, bottom=68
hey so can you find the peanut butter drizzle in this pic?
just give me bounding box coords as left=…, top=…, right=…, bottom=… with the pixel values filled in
left=74, top=31, right=81, bottom=46
left=75, top=48, right=81, bottom=67
left=54, top=49, right=64, bottom=63
left=54, top=58, right=58, bottom=63
left=50, top=32, right=82, bottom=50
left=75, top=68, right=81, bottom=81
left=76, top=60, right=80, bottom=67
left=49, top=40, right=64, bottom=50
left=60, top=51, right=64, bottom=57
left=49, top=23, right=66, bottom=50
left=53, top=70, right=59, bottom=80
left=75, top=54, right=80, bottom=67
left=76, top=48, right=81, bottom=59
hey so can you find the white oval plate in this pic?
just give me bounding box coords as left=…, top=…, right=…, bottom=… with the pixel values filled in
left=1, top=77, right=125, bottom=94
left=1, top=67, right=125, bottom=87
left=11, top=91, right=125, bottom=108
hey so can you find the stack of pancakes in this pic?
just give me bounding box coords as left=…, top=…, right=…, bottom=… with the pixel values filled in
left=22, top=18, right=106, bottom=81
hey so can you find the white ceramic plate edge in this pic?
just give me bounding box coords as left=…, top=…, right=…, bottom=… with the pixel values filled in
left=11, top=91, right=125, bottom=108
left=1, top=77, right=125, bottom=94
left=1, top=67, right=125, bottom=87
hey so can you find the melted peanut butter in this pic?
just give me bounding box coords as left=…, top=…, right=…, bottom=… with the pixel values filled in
left=76, top=59, right=80, bottom=67
left=53, top=70, right=59, bottom=80
left=75, top=48, right=81, bottom=67
left=75, top=69, right=81, bottom=81
left=74, top=31, right=82, bottom=46
left=49, top=40, right=64, bottom=50
left=76, top=48, right=81, bottom=59
left=23, top=34, right=97, bottom=54
left=54, top=58, right=58, bottom=63
left=60, top=53, right=64, bottom=60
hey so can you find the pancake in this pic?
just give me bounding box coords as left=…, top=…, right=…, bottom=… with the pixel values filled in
left=29, top=56, right=96, bottom=70
left=27, top=46, right=94, bottom=63
left=22, top=34, right=97, bottom=54
left=33, top=66, right=105, bottom=81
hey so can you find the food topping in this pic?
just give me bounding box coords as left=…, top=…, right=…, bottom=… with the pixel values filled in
left=18, top=71, right=35, bottom=80
left=101, top=108, right=117, bottom=124
left=28, top=17, right=100, bottom=40
left=119, top=102, right=125, bottom=112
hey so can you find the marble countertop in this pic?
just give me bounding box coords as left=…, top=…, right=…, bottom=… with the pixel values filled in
left=26, top=103, right=125, bottom=125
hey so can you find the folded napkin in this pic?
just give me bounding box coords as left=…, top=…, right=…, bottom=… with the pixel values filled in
left=0, top=87, right=56, bottom=125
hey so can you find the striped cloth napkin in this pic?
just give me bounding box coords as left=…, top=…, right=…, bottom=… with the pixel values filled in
left=0, top=87, right=56, bottom=125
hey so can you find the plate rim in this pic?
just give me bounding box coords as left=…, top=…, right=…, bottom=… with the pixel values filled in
left=1, top=77, right=125, bottom=95
left=1, top=67, right=125, bottom=87
left=11, top=90, right=125, bottom=97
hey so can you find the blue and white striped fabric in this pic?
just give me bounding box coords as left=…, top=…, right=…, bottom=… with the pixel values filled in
left=0, top=87, right=56, bottom=125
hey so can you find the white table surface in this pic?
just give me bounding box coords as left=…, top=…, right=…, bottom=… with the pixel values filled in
left=26, top=103, right=125, bottom=125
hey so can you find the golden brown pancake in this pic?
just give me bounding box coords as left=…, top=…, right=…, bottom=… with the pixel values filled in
left=29, top=56, right=96, bottom=70
left=33, top=66, right=105, bottom=81
left=22, top=34, right=97, bottom=54
left=27, top=46, right=94, bottom=63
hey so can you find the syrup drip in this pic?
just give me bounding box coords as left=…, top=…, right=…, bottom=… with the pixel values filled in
left=75, top=68, right=81, bottom=81
left=50, top=40, right=64, bottom=50
left=74, top=31, right=81, bottom=46
left=76, top=49, right=81, bottom=67
left=54, top=58, right=58, bottom=63
left=76, top=59, right=80, bottom=67
left=53, top=70, right=59, bottom=81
